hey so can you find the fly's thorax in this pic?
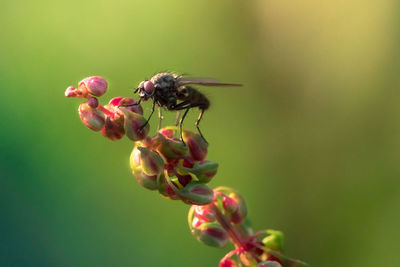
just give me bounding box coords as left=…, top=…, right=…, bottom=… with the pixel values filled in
left=150, top=72, right=180, bottom=90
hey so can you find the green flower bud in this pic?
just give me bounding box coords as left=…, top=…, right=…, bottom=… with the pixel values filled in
left=180, top=160, right=218, bottom=183
left=131, top=146, right=164, bottom=176
left=179, top=181, right=214, bottom=205
left=120, top=108, right=149, bottom=141
left=78, top=102, right=105, bottom=131
left=129, top=148, right=158, bottom=190
left=182, top=129, right=208, bottom=161
left=262, top=230, right=284, bottom=251
left=191, top=221, right=228, bottom=248
left=154, top=132, right=189, bottom=159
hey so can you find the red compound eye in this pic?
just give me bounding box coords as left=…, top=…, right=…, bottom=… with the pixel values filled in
left=143, top=80, right=155, bottom=94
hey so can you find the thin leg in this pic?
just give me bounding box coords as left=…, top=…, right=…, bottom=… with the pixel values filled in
left=179, top=107, right=190, bottom=145
left=195, top=109, right=208, bottom=144
left=157, top=106, right=163, bottom=130
left=175, top=111, right=181, bottom=126
left=118, top=99, right=141, bottom=107
left=140, top=101, right=155, bottom=131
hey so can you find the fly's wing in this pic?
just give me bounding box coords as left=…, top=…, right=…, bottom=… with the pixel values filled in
left=178, top=77, right=242, bottom=87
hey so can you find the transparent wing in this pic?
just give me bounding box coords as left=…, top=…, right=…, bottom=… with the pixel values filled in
left=178, top=77, right=242, bottom=87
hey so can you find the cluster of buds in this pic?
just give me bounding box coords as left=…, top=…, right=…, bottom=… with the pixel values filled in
left=188, top=187, right=306, bottom=267
left=65, top=76, right=148, bottom=141
left=130, top=127, right=218, bottom=205
left=65, top=76, right=308, bottom=267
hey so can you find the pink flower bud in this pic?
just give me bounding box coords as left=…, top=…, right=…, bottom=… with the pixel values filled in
left=215, top=187, right=247, bottom=224
left=120, top=108, right=149, bottom=141
left=79, top=76, right=108, bottom=97
left=179, top=182, right=214, bottom=205
left=78, top=102, right=105, bottom=131
left=182, top=129, right=208, bottom=161
left=157, top=174, right=180, bottom=200
left=222, top=195, right=238, bottom=214
left=65, top=86, right=80, bottom=97
left=109, top=97, right=143, bottom=115
left=100, top=116, right=125, bottom=141
left=88, top=97, right=99, bottom=108
left=129, top=147, right=161, bottom=190
left=194, top=205, right=216, bottom=222
left=193, top=222, right=228, bottom=248
left=133, top=146, right=164, bottom=176
left=154, top=132, right=189, bottom=160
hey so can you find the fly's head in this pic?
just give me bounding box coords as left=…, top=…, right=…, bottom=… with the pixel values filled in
left=135, top=80, right=155, bottom=101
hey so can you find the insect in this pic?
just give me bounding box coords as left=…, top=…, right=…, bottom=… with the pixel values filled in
left=123, top=72, right=242, bottom=144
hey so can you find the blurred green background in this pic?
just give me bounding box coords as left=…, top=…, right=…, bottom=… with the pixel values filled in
left=1, top=0, right=399, bottom=266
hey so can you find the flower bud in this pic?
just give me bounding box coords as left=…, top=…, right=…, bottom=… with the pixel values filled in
left=262, top=230, right=284, bottom=251
left=129, top=147, right=160, bottom=190
left=120, top=108, right=149, bottom=141
left=154, top=132, right=189, bottom=160
left=109, top=97, right=143, bottom=115
left=65, top=86, right=80, bottom=97
left=133, top=147, right=164, bottom=176
left=179, top=182, right=214, bottom=205
left=180, top=160, right=218, bottom=183
left=157, top=174, right=180, bottom=200
left=79, top=76, right=108, bottom=97
left=222, top=195, right=238, bottom=213
left=78, top=102, right=105, bottom=131
left=191, top=221, right=228, bottom=248
left=215, top=187, right=247, bottom=224
left=88, top=97, right=99, bottom=108
left=220, top=258, right=237, bottom=267
left=100, top=115, right=125, bottom=141
left=194, top=205, right=216, bottom=222
left=182, top=129, right=208, bottom=161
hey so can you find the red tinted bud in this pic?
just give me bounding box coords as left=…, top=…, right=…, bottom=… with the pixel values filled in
left=78, top=102, right=105, bottom=131
left=109, top=97, right=143, bottom=115
left=65, top=86, right=80, bottom=97
left=88, top=97, right=99, bottom=108
left=154, top=132, right=188, bottom=159
left=215, top=187, right=247, bottom=224
left=179, top=182, right=214, bottom=205
left=79, top=76, right=107, bottom=97
left=176, top=173, right=193, bottom=187
left=159, top=128, right=174, bottom=138
left=100, top=116, right=125, bottom=141
left=220, top=258, right=237, bottom=267
left=182, top=129, right=208, bottom=161
left=157, top=174, right=180, bottom=200
left=222, top=195, right=238, bottom=213
left=188, top=206, right=228, bottom=247
left=135, top=147, right=164, bottom=176
left=120, top=108, right=149, bottom=141
left=129, top=147, right=160, bottom=190
left=182, top=157, right=194, bottom=168
left=194, top=205, right=216, bottom=222
left=196, top=222, right=229, bottom=248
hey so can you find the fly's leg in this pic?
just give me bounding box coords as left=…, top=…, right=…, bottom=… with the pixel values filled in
left=195, top=109, right=208, bottom=144
left=175, top=111, right=181, bottom=126
left=139, top=101, right=155, bottom=131
left=118, top=99, right=141, bottom=107
left=179, top=107, right=190, bottom=145
left=157, top=106, right=163, bottom=130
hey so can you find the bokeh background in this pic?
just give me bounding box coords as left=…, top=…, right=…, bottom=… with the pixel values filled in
left=1, top=0, right=400, bottom=266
